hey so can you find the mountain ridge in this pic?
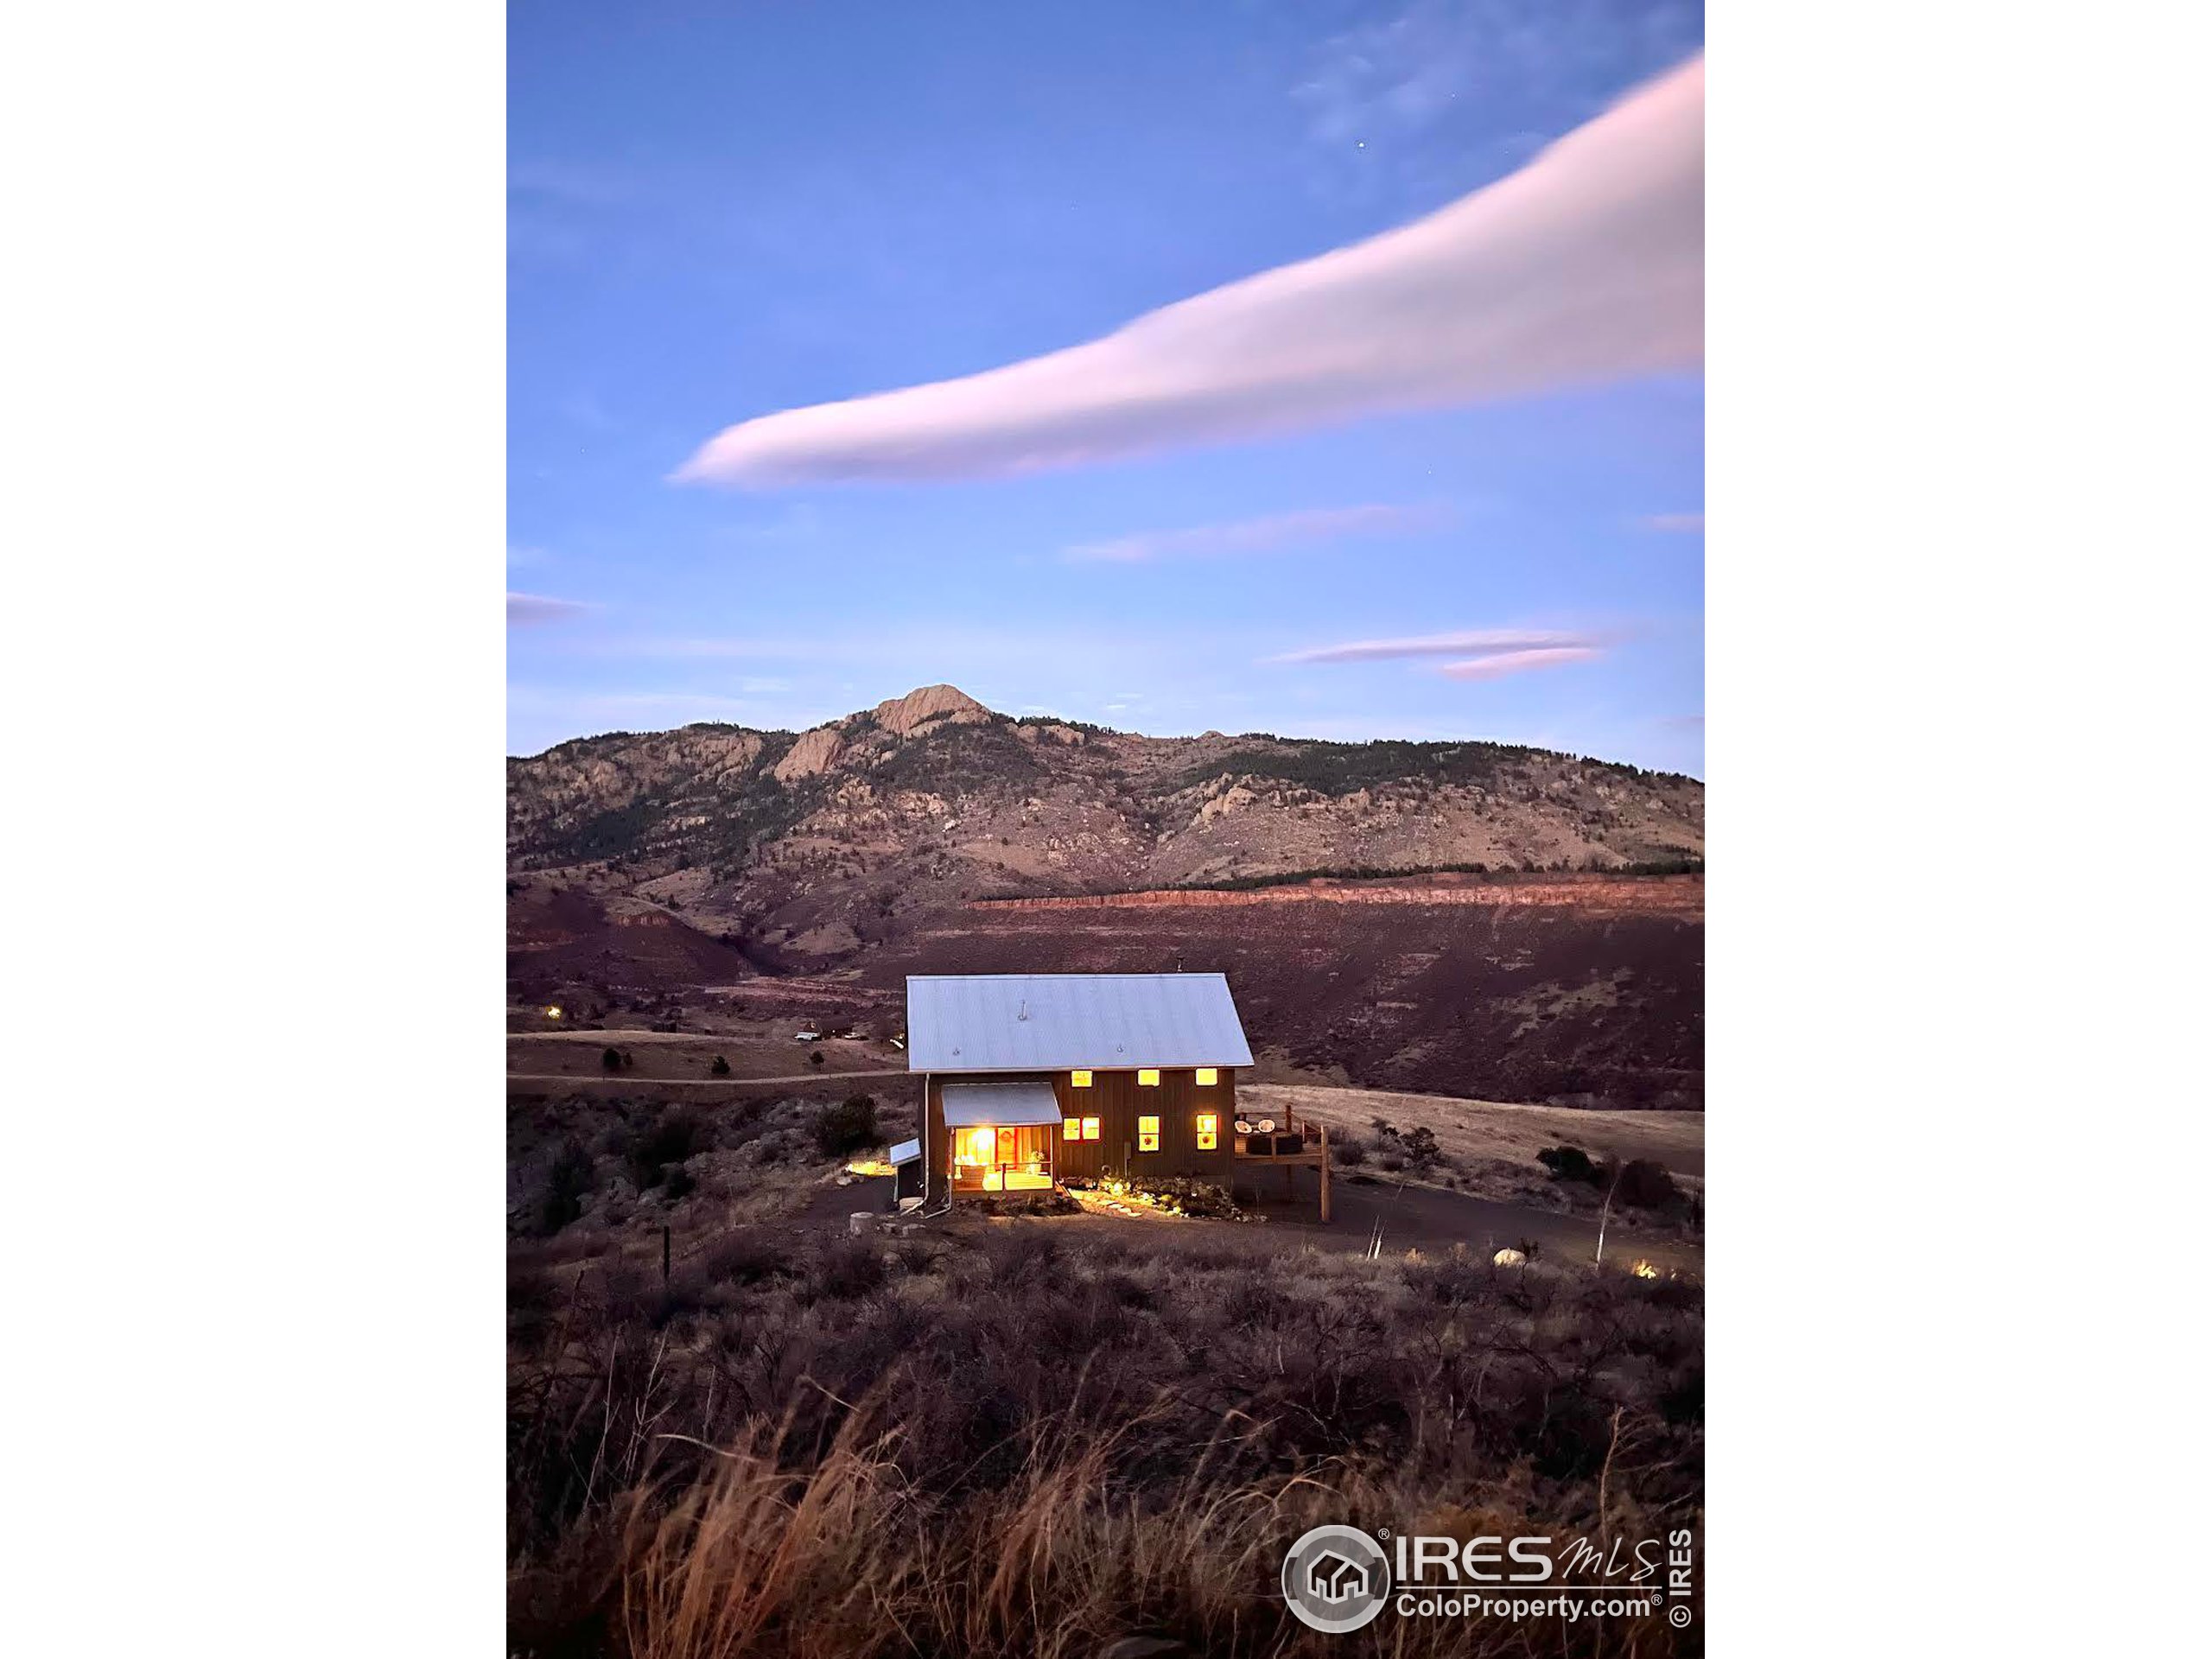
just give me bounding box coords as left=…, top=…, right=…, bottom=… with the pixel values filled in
left=508, top=684, right=1702, bottom=968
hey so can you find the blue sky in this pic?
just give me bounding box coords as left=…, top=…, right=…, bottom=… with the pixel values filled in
left=509, top=0, right=1704, bottom=773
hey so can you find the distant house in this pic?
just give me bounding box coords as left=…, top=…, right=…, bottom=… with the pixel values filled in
left=893, top=972, right=1332, bottom=1215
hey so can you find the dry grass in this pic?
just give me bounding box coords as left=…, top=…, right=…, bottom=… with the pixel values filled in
left=1244, top=1082, right=1704, bottom=1177
left=509, top=1222, right=1703, bottom=1657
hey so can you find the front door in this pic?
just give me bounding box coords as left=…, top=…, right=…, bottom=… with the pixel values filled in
left=996, top=1127, right=1018, bottom=1168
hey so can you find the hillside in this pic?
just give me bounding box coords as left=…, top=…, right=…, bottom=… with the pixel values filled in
left=508, top=687, right=1704, bottom=1106
left=508, top=685, right=1701, bottom=945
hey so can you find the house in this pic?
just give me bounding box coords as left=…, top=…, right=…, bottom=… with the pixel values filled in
left=894, top=972, right=1332, bottom=1217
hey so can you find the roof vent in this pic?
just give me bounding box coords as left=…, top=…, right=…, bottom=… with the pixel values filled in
left=1016, top=999, right=1029, bottom=1021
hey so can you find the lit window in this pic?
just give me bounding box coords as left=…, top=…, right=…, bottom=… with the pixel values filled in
left=1195, top=1066, right=1217, bottom=1086
left=1138, top=1068, right=1160, bottom=1087
left=1071, top=1070, right=1093, bottom=1088
left=1081, top=1116, right=1101, bottom=1141
left=1064, top=1116, right=1083, bottom=1141
left=1138, top=1115, right=1160, bottom=1153
left=1196, top=1112, right=1218, bottom=1151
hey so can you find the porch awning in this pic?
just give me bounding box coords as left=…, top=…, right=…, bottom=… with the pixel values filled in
left=942, top=1080, right=1063, bottom=1128
left=888, top=1138, right=921, bottom=1166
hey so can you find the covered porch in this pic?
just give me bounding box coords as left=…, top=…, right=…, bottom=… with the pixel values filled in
left=944, top=1080, right=1062, bottom=1195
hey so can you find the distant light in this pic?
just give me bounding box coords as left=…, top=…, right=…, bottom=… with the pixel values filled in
left=545, top=1006, right=562, bottom=1020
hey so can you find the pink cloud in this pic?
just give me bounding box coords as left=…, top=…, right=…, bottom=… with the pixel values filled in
left=676, top=54, right=1703, bottom=487
left=1436, top=646, right=1602, bottom=681
left=1640, top=512, right=1704, bottom=532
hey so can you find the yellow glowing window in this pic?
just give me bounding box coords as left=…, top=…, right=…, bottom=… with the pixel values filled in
left=1071, top=1069, right=1092, bottom=1088
left=1195, top=1066, right=1218, bottom=1086
left=1064, top=1116, right=1083, bottom=1141
left=1138, top=1068, right=1160, bottom=1087
left=1196, top=1112, right=1218, bottom=1151
left=1081, top=1115, right=1101, bottom=1141
left=1137, top=1115, right=1160, bottom=1153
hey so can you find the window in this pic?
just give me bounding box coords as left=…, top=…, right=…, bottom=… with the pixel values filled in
left=1065, top=1116, right=1101, bottom=1142
left=1195, top=1066, right=1218, bottom=1087
left=1070, top=1070, right=1093, bottom=1088
left=1137, top=1114, right=1160, bottom=1153
left=1081, top=1115, right=1101, bottom=1141
left=1195, top=1112, right=1218, bottom=1151
left=1138, top=1068, right=1160, bottom=1087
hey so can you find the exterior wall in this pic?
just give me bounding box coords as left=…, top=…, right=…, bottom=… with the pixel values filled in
left=925, top=1067, right=1240, bottom=1198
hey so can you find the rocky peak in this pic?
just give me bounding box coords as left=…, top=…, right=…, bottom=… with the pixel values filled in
left=870, top=683, right=991, bottom=737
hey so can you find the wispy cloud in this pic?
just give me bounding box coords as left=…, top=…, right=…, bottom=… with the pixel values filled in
left=1268, top=628, right=1600, bottom=665
left=1268, top=627, right=1607, bottom=683
left=1435, top=646, right=1601, bottom=681
left=1640, top=512, right=1704, bottom=532
left=1062, top=503, right=1446, bottom=564
left=507, top=591, right=589, bottom=626
left=675, top=54, right=1702, bottom=487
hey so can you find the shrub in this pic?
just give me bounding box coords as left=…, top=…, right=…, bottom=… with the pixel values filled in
left=709, top=1055, right=730, bottom=1077
left=626, top=1110, right=704, bottom=1188
left=1537, top=1144, right=1604, bottom=1185
left=810, top=1094, right=879, bottom=1159
left=529, top=1139, right=594, bottom=1237
left=697, top=1228, right=787, bottom=1286
left=1402, top=1126, right=1441, bottom=1170
left=600, top=1046, right=623, bottom=1074
left=809, top=1050, right=825, bottom=1068
left=811, top=1236, right=887, bottom=1300
left=1332, top=1134, right=1368, bottom=1166
left=1605, top=1156, right=1686, bottom=1211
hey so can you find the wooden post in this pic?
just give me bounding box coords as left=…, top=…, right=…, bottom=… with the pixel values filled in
left=661, top=1224, right=671, bottom=1285
left=1319, top=1123, right=1332, bottom=1224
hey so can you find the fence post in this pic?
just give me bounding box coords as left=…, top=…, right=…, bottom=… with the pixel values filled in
left=661, top=1224, right=671, bottom=1285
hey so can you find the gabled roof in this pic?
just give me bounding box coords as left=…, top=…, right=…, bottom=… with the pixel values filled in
left=906, top=973, right=1253, bottom=1073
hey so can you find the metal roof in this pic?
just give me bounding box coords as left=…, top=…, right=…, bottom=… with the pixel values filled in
left=887, top=1137, right=921, bottom=1166
left=907, top=973, right=1253, bottom=1073
left=941, top=1080, right=1065, bottom=1127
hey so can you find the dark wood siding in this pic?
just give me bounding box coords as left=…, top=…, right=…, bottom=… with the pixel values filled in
left=925, top=1067, right=1239, bottom=1197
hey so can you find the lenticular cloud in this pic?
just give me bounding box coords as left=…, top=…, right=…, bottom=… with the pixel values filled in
left=675, top=54, right=1702, bottom=488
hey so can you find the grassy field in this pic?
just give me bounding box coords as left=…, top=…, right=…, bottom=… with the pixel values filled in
left=508, top=1025, right=902, bottom=1083
left=1244, top=1081, right=1704, bottom=1176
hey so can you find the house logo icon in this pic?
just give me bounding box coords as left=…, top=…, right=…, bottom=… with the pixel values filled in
left=1281, top=1524, right=1390, bottom=1632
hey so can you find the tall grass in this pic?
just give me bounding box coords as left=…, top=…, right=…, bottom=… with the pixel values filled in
left=510, top=1225, right=1702, bottom=1656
